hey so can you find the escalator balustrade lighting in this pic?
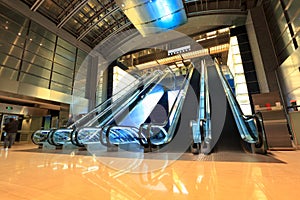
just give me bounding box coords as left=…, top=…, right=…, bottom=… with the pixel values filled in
left=115, top=0, right=187, bottom=36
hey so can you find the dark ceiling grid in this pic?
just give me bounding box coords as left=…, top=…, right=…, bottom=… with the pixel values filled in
left=57, top=0, right=89, bottom=28
left=91, top=15, right=129, bottom=45
left=76, top=1, right=119, bottom=41
left=38, top=0, right=64, bottom=23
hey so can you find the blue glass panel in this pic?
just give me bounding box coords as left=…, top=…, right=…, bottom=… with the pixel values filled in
left=119, top=84, right=164, bottom=127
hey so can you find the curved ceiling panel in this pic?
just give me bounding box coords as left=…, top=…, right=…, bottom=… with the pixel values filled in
left=115, top=0, right=187, bottom=36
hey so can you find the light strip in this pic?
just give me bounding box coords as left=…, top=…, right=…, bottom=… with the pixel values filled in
left=132, top=44, right=229, bottom=70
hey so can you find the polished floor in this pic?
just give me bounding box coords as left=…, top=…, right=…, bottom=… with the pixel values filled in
left=1, top=143, right=300, bottom=200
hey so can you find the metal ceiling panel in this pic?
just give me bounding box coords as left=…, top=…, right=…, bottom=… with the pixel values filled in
left=116, top=0, right=187, bottom=36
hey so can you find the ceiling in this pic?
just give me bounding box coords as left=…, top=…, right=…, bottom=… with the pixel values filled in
left=17, top=0, right=260, bottom=49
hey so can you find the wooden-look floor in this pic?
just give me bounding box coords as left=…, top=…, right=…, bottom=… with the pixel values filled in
left=1, top=143, right=300, bottom=200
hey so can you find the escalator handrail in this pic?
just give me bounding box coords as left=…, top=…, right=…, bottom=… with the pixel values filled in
left=192, top=60, right=211, bottom=145
left=75, top=70, right=171, bottom=146
left=50, top=128, right=74, bottom=146
left=214, top=59, right=258, bottom=142
left=69, top=71, right=156, bottom=129
left=105, top=125, right=142, bottom=146
left=138, top=65, right=195, bottom=145
left=83, top=70, right=164, bottom=127
left=99, top=70, right=173, bottom=146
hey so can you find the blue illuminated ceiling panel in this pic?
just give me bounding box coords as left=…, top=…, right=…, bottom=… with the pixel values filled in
left=116, top=0, right=187, bottom=36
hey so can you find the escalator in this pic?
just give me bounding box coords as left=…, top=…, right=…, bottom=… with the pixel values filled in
left=202, top=60, right=268, bottom=154
left=76, top=63, right=199, bottom=153
left=73, top=69, right=173, bottom=147
left=31, top=70, right=164, bottom=146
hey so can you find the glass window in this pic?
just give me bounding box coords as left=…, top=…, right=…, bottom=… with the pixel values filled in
left=57, top=38, right=76, bottom=53
left=291, top=12, right=300, bottom=33
left=76, top=50, right=88, bottom=72
left=27, top=31, right=55, bottom=52
left=287, top=0, right=300, bottom=21
left=0, top=43, right=23, bottom=58
left=54, top=53, right=75, bottom=69
left=51, top=72, right=72, bottom=87
left=30, top=22, right=57, bottom=42
left=19, top=72, right=49, bottom=88
left=234, top=64, right=244, bottom=74
left=55, top=45, right=76, bottom=62
left=278, top=41, right=295, bottom=63
left=53, top=63, right=74, bottom=78
left=21, top=61, right=51, bottom=79
left=0, top=66, right=18, bottom=81
left=0, top=52, right=21, bottom=69
left=233, top=54, right=242, bottom=64
left=50, top=82, right=72, bottom=94
left=0, top=6, right=28, bottom=27
left=275, top=28, right=293, bottom=54
left=235, top=74, right=246, bottom=84
left=23, top=51, right=53, bottom=70
left=0, top=30, right=26, bottom=48
left=235, top=84, right=248, bottom=94
left=25, top=41, right=54, bottom=60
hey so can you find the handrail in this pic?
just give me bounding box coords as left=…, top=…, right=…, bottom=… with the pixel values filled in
left=31, top=72, right=152, bottom=146
left=190, top=60, right=211, bottom=153
left=31, top=129, right=50, bottom=145
left=69, top=71, right=156, bottom=129
left=84, top=70, right=164, bottom=127
left=51, top=128, right=74, bottom=146
left=46, top=70, right=163, bottom=147
left=214, top=59, right=258, bottom=143
left=203, top=60, right=211, bottom=144
left=105, top=125, right=142, bottom=147
left=137, top=64, right=195, bottom=147
left=75, top=69, right=169, bottom=146
left=100, top=70, right=172, bottom=146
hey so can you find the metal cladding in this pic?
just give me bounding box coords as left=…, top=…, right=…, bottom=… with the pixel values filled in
left=116, top=0, right=187, bottom=36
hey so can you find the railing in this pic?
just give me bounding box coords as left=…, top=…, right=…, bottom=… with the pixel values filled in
left=69, top=71, right=156, bottom=129
left=74, top=69, right=169, bottom=147
left=190, top=60, right=211, bottom=154
left=85, top=70, right=164, bottom=128
left=31, top=129, right=51, bottom=145
left=214, top=59, right=268, bottom=153
left=101, top=70, right=172, bottom=148
left=132, top=65, right=195, bottom=150
left=34, top=71, right=163, bottom=147
left=30, top=72, right=154, bottom=147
